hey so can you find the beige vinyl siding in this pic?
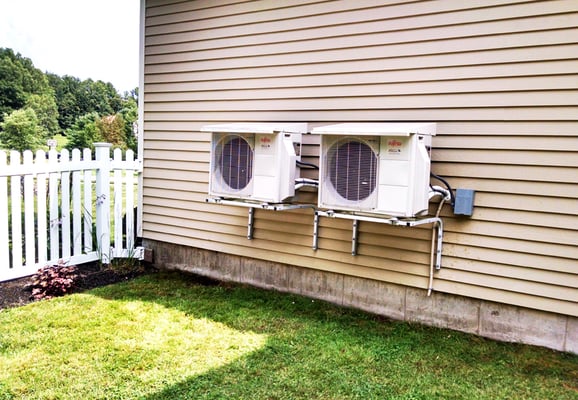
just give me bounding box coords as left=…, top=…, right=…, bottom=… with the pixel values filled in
left=142, top=0, right=578, bottom=317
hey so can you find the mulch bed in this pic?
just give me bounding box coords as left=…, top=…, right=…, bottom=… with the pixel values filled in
left=0, top=263, right=154, bottom=310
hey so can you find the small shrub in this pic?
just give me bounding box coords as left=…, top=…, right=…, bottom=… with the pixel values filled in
left=29, top=261, right=80, bottom=301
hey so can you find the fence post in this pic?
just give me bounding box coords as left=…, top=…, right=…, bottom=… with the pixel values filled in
left=95, top=143, right=112, bottom=264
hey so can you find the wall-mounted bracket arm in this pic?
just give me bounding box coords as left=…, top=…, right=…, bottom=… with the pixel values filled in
left=206, top=197, right=316, bottom=240
left=314, top=210, right=444, bottom=270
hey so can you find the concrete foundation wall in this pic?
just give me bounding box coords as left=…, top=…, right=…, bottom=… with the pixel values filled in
left=144, top=239, right=577, bottom=354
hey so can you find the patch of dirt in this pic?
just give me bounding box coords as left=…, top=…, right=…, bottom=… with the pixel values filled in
left=0, top=263, right=154, bottom=310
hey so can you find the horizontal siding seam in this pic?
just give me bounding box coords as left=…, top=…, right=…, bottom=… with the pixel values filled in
left=144, top=28, right=578, bottom=65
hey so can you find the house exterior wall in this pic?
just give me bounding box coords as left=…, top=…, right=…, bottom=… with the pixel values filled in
left=140, top=0, right=578, bottom=349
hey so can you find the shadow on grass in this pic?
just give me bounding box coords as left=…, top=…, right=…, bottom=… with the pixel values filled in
left=92, top=271, right=578, bottom=400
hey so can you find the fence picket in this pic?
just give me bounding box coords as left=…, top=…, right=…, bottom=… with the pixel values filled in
left=71, top=149, right=82, bottom=256
left=48, top=150, right=59, bottom=261
left=0, top=144, right=142, bottom=282
left=10, top=151, right=23, bottom=271
left=36, top=150, right=48, bottom=266
left=83, top=148, right=93, bottom=254
left=113, top=148, right=123, bottom=258
left=23, top=151, right=35, bottom=268
left=0, top=151, right=8, bottom=270
left=95, top=143, right=111, bottom=264
left=125, top=149, right=135, bottom=252
left=61, top=149, right=71, bottom=259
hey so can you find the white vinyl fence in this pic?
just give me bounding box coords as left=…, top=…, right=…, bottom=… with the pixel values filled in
left=0, top=143, right=142, bottom=282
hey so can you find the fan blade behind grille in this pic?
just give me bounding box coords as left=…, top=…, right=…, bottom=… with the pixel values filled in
left=328, top=139, right=377, bottom=202
left=218, top=136, right=253, bottom=190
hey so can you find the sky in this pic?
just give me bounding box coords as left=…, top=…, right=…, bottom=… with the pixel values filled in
left=0, top=0, right=140, bottom=94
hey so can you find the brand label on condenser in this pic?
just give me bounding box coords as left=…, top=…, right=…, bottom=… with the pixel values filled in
left=381, top=136, right=410, bottom=160
left=256, top=135, right=276, bottom=154
left=386, top=139, right=403, bottom=155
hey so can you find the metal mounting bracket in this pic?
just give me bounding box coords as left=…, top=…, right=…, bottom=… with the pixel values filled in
left=206, top=198, right=316, bottom=240
left=313, top=210, right=444, bottom=270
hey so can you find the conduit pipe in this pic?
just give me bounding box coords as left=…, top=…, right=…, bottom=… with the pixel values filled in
left=427, top=187, right=451, bottom=296
left=295, top=178, right=318, bottom=191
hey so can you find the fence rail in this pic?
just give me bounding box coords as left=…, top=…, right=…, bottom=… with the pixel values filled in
left=0, top=143, right=142, bottom=282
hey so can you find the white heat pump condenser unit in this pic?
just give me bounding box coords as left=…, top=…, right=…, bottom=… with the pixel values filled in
left=203, top=123, right=307, bottom=203
left=314, top=123, right=436, bottom=218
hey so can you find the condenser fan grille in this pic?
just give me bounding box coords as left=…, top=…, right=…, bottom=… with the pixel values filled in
left=216, top=135, right=253, bottom=190
left=327, top=139, right=377, bottom=202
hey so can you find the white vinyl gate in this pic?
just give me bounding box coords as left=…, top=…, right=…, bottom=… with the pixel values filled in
left=0, top=143, right=142, bottom=282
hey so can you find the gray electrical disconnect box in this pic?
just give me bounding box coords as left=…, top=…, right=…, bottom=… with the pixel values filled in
left=454, top=189, right=475, bottom=216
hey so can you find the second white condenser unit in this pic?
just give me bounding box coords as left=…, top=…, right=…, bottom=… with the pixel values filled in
left=313, top=123, right=436, bottom=218
left=203, top=122, right=307, bottom=203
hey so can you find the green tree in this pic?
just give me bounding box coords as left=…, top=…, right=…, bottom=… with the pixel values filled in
left=47, top=73, right=80, bottom=131
left=65, top=112, right=101, bottom=150
left=0, top=108, right=43, bottom=152
left=119, top=88, right=138, bottom=152
left=0, top=47, right=138, bottom=151
left=25, top=93, right=59, bottom=138
left=91, top=80, right=122, bottom=114
left=96, top=114, right=125, bottom=148
left=0, top=56, right=26, bottom=119
left=47, top=74, right=124, bottom=132
left=0, top=48, right=52, bottom=125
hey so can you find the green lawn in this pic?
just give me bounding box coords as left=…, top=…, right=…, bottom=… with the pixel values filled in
left=0, top=272, right=576, bottom=400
